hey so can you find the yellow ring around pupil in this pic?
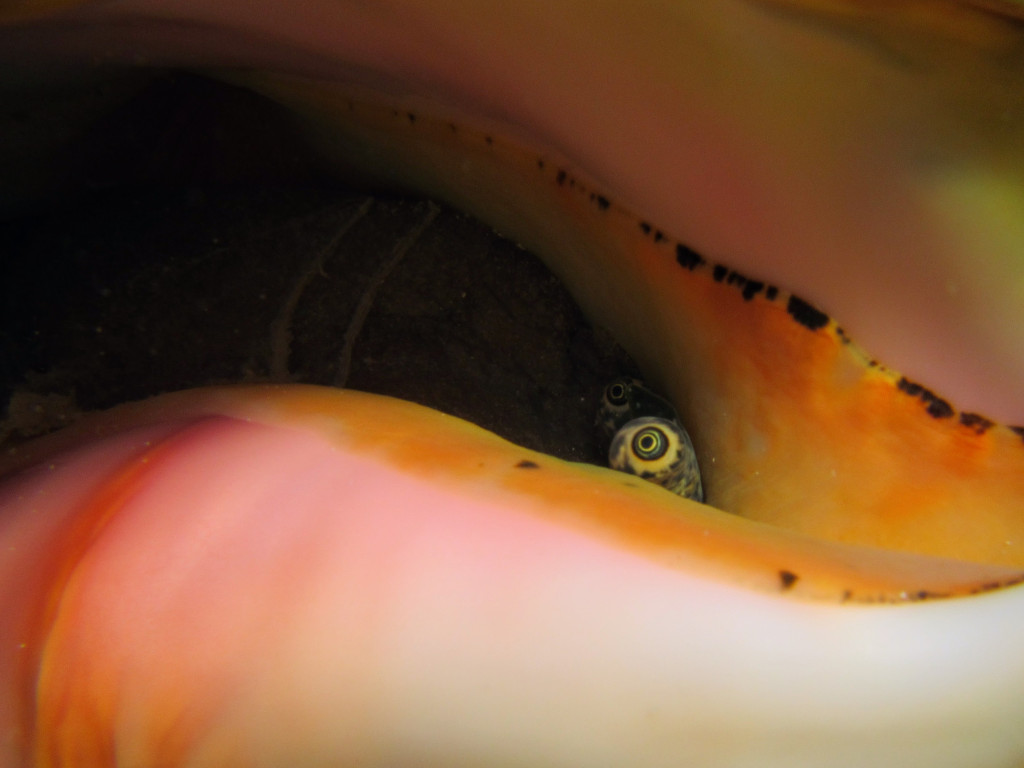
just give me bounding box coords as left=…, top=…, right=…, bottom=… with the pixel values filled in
left=633, top=428, right=667, bottom=460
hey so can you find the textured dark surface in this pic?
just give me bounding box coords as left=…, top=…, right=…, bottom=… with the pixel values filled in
left=0, top=73, right=637, bottom=462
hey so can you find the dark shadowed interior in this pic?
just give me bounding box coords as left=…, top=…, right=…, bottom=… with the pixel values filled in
left=0, top=73, right=638, bottom=462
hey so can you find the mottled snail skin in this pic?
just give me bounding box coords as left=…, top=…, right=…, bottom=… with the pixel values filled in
left=596, top=377, right=680, bottom=441
left=610, top=416, right=705, bottom=503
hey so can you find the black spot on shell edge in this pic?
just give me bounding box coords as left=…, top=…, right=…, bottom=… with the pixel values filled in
left=896, top=377, right=953, bottom=420
left=515, top=460, right=540, bottom=469
left=786, top=296, right=829, bottom=331
left=778, top=570, right=799, bottom=590
left=675, top=243, right=705, bottom=270
left=741, top=280, right=764, bottom=301
left=960, top=412, right=994, bottom=435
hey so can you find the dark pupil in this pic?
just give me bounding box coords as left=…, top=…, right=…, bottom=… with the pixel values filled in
left=608, top=383, right=628, bottom=405
left=632, top=427, right=668, bottom=460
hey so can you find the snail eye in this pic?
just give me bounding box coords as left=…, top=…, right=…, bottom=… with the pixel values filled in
left=632, top=425, right=669, bottom=461
left=605, top=380, right=630, bottom=406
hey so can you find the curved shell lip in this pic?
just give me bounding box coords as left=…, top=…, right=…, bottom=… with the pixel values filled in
left=2, top=6, right=1024, bottom=598
left=3, top=68, right=1023, bottom=575
left=5, top=383, right=1024, bottom=605
left=3, top=1, right=1024, bottom=432
left=6, top=393, right=1024, bottom=768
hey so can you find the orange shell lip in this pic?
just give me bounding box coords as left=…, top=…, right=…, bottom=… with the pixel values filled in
left=4, top=385, right=1024, bottom=765
left=4, top=384, right=1021, bottom=605
left=1, top=1, right=1024, bottom=566
left=235, top=77, right=1024, bottom=567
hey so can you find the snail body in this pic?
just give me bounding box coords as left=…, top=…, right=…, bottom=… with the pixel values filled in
left=609, top=416, right=704, bottom=503
left=600, top=379, right=704, bottom=503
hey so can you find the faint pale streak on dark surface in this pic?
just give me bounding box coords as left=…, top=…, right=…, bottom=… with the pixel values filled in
left=0, top=73, right=638, bottom=462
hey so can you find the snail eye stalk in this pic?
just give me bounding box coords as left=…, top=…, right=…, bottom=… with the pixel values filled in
left=596, top=377, right=679, bottom=443
left=607, top=383, right=629, bottom=405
